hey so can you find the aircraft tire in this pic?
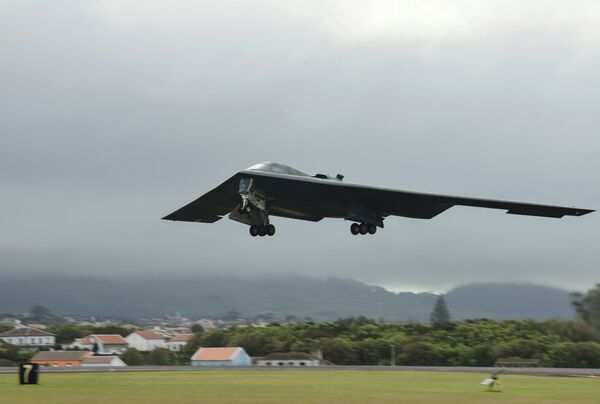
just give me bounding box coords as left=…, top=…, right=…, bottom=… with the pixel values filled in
left=359, top=223, right=369, bottom=235
left=266, top=224, right=276, bottom=236
left=249, top=225, right=259, bottom=237
left=368, top=224, right=377, bottom=234
left=350, top=223, right=360, bottom=235
left=258, top=226, right=268, bottom=237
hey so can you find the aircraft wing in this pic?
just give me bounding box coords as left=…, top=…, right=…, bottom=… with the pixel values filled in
left=238, top=171, right=593, bottom=220
left=370, top=187, right=593, bottom=219
left=162, top=170, right=593, bottom=225
left=162, top=174, right=241, bottom=222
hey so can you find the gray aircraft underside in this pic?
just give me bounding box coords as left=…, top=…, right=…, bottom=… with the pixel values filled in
left=162, top=162, right=594, bottom=237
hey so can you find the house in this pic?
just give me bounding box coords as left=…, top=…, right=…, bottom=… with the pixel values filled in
left=166, top=333, right=193, bottom=352
left=166, top=326, right=191, bottom=335
left=30, top=351, right=92, bottom=367
left=190, top=347, right=251, bottom=367
left=89, top=334, right=128, bottom=354
left=0, top=317, right=21, bottom=327
left=125, top=330, right=166, bottom=352
left=66, top=336, right=94, bottom=351
left=81, top=356, right=127, bottom=367
left=256, top=352, right=322, bottom=367
left=30, top=351, right=128, bottom=367
left=0, top=326, right=55, bottom=347
left=26, top=323, right=47, bottom=330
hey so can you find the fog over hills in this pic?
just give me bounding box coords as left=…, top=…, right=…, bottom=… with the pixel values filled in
left=0, top=274, right=575, bottom=322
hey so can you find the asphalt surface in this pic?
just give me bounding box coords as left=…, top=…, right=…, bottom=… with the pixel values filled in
left=1, top=366, right=598, bottom=377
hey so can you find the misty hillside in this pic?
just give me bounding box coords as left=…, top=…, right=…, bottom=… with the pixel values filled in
left=0, top=274, right=575, bottom=322
left=445, top=283, right=575, bottom=321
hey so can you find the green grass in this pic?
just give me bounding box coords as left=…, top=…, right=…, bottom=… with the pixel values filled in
left=0, top=370, right=598, bottom=404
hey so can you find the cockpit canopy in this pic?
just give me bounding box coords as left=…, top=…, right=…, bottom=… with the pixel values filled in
left=247, top=162, right=310, bottom=177
left=247, top=162, right=344, bottom=181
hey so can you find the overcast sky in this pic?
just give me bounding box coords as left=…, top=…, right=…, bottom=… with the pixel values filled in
left=1, top=0, right=598, bottom=292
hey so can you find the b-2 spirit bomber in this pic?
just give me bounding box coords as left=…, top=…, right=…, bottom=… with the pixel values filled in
left=163, top=162, right=593, bottom=237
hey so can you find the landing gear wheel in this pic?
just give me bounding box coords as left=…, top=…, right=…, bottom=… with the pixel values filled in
left=359, top=223, right=369, bottom=235
left=258, top=226, right=268, bottom=237
left=266, top=224, right=276, bottom=236
left=350, top=223, right=360, bottom=235
left=249, top=225, right=259, bottom=237
left=368, top=224, right=377, bottom=234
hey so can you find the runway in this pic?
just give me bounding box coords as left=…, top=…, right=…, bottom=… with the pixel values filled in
left=1, top=365, right=598, bottom=377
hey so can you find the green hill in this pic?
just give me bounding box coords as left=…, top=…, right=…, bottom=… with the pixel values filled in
left=0, top=274, right=575, bottom=321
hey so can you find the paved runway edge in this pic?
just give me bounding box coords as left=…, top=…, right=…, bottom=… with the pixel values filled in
left=1, top=366, right=598, bottom=377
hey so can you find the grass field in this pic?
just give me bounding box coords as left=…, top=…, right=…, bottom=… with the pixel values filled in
left=0, top=370, right=598, bottom=403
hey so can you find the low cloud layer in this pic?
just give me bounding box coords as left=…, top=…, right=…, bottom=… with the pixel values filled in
left=1, top=1, right=598, bottom=291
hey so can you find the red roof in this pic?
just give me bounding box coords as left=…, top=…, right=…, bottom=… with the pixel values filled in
left=82, top=356, right=117, bottom=364
left=0, top=327, right=55, bottom=337
left=31, top=351, right=92, bottom=361
left=135, top=330, right=164, bottom=340
left=191, top=347, right=240, bottom=361
left=92, top=334, right=128, bottom=345
left=170, top=333, right=193, bottom=342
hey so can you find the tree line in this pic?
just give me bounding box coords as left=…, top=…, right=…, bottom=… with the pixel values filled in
left=180, top=317, right=600, bottom=368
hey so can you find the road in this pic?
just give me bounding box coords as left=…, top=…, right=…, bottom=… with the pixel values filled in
left=1, top=365, right=598, bottom=376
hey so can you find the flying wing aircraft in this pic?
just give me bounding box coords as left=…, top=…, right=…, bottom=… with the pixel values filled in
left=163, top=162, right=593, bottom=237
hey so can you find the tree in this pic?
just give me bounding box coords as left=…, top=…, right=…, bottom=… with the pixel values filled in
left=430, top=294, right=451, bottom=327
left=183, top=333, right=204, bottom=355
left=190, top=323, right=204, bottom=333
left=572, top=284, right=600, bottom=330
left=398, top=341, right=444, bottom=366
left=319, top=337, right=358, bottom=365
left=200, top=330, right=228, bottom=347
left=148, top=348, right=177, bottom=365
left=46, top=324, right=91, bottom=344
left=121, top=348, right=144, bottom=365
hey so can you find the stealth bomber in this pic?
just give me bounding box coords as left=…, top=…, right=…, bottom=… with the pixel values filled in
left=163, top=162, right=593, bottom=237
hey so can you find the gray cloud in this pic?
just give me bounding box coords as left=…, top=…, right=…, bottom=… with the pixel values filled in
left=1, top=1, right=598, bottom=291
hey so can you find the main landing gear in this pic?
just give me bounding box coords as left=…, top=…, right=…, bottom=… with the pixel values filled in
left=350, top=222, right=377, bottom=236
left=250, top=224, right=276, bottom=237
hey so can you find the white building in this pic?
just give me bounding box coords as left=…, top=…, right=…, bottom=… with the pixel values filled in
left=81, top=356, right=127, bottom=367
left=256, top=352, right=322, bottom=367
left=66, top=336, right=95, bottom=351
left=166, top=333, right=193, bottom=352
left=195, top=319, right=217, bottom=331
left=89, top=334, right=128, bottom=354
left=0, top=317, right=21, bottom=327
left=191, top=347, right=252, bottom=367
left=0, top=326, right=55, bottom=347
left=30, top=351, right=127, bottom=368
left=125, top=330, right=166, bottom=352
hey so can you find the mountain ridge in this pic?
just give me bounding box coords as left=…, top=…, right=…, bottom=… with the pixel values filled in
left=0, top=274, right=575, bottom=322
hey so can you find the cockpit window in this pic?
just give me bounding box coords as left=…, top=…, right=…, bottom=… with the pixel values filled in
left=247, top=162, right=309, bottom=176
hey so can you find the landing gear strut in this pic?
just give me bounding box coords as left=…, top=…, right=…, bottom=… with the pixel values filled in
left=350, top=223, right=377, bottom=236
left=250, top=224, right=276, bottom=237
left=238, top=196, right=251, bottom=214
